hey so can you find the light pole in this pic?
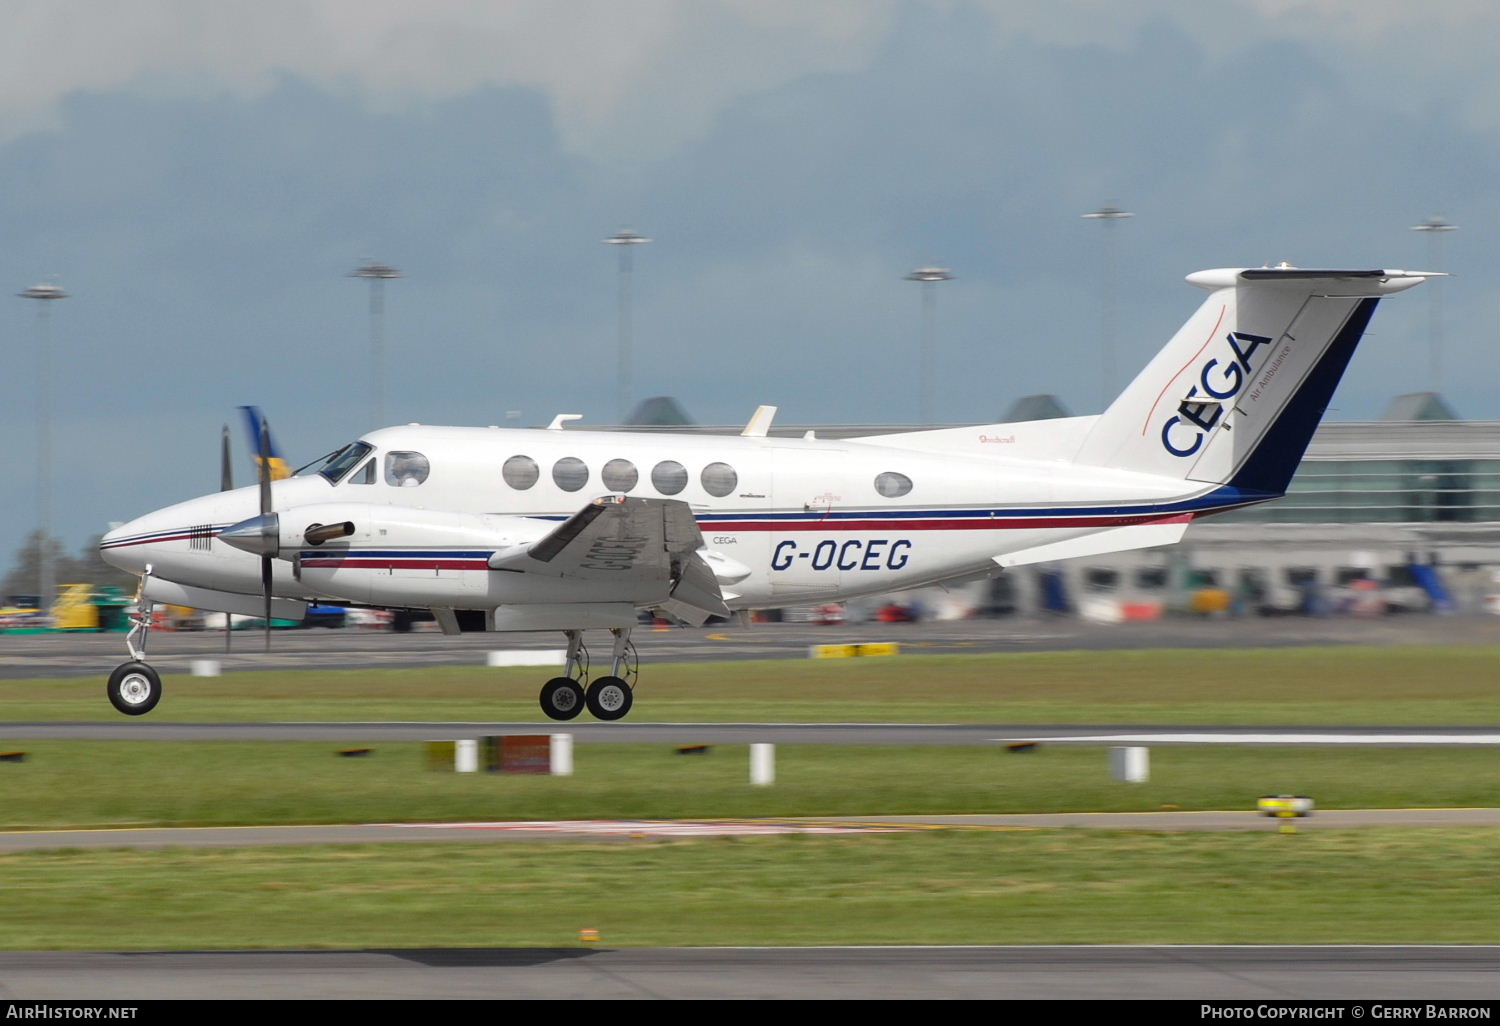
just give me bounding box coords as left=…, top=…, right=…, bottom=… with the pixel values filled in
left=1082, top=204, right=1133, bottom=407
left=1409, top=216, right=1457, bottom=393
left=18, top=282, right=68, bottom=620
left=904, top=266, right=955, bottom=424
left=348, top=261, right=402, bottom=427
left=604, top=228, right=651, bottom=423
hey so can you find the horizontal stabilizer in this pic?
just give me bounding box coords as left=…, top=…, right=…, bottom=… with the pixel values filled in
left=992, top=520, right=1190, bottom=569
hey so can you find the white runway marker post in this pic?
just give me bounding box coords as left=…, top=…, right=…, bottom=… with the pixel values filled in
left=550, top=733, right=573, bottom=776
left=751, top=743, right=775, bottom=786
left=455, top=739, right=478, bottom=773
left=1110, top=746, right=1149, bottom=783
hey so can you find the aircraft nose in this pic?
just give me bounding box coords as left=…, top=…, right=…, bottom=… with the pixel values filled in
left=99, top=520, right=149, bottom=575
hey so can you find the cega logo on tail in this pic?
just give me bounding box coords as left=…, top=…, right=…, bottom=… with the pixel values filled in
left=1159, top=331, right=1273, bottom=458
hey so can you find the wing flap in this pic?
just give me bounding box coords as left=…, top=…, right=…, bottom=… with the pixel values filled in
left=490, top=496, right=671, bottom=580
left=488, top=497, right=729, bottom=620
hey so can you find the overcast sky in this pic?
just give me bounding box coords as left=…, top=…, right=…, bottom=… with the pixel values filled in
left=1, top=0, right=1495, bottom=563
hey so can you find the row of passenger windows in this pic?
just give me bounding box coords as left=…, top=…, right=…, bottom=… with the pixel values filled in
left=328, top=445, right=915, bottom=500
left=503, top=455, right=741, bottom=496
left=502, top=456, right=914, bottom=499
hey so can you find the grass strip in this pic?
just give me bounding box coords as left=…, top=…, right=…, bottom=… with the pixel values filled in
left=2, top=645, right=1496, bottom=724
left=2, top=742, right=1494, bottom=830
left=1, top=829, right=1494, bottom=949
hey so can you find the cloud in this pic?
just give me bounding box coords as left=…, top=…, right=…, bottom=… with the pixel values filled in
left=1, top=1, right=1491, bottom=156
left=0, top=0, right=898, bottom=158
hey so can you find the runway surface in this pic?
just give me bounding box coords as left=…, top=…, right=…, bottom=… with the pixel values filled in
left=1, top=945, right=1495, bottom=1000
left=1, top=808, right=1494, bottom=851
left=2, top=614, right=1493, bottom=679
left=5, top=721, right=1497, bottom=744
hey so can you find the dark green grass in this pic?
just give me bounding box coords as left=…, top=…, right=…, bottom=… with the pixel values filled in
left=2, top=829, right=1494, bottom=949
left=1, top=742, right=1493, bottom=830
left=4, top=645, right=1497, bottom=723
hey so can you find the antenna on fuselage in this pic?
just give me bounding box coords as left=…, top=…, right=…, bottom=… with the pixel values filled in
left=741, top=406, right=778, bottom=438
left=547, top=414, right=583, bottom=430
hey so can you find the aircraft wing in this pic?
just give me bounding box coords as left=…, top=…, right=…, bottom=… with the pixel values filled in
left=489, top=496, right=730, bottom=624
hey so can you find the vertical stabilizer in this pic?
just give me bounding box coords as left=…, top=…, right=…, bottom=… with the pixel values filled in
left=1071, top=268, right=1431, bottom=496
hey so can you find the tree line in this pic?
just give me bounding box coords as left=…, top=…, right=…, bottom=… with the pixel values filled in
left=2, top=531, right=139, bottom=602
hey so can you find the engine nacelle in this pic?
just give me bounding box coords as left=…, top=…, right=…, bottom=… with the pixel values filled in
left=242, top=502, right=550, bottom=556
left=261, top=503, right=558, bottom=607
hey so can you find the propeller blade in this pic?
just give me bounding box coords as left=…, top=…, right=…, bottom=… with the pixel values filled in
left=261, top=555, right=273, bottom=652
left=256, top=415, right=274, bottom=650
left=220, top=425, right=234, bottom=492
left=257, top=418, right=273, bottom=518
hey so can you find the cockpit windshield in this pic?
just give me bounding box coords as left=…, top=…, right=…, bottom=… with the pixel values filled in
left=315, top=442, right=374, bottom=484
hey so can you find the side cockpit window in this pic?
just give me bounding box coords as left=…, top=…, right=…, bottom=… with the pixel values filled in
left=350, top=460, right=375, bottom=485
left=317, top=442, right=373, bottom=484
left=385, top=451, right=430, bottom=487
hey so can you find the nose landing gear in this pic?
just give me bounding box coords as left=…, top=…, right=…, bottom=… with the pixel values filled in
left=108, top=571, right=162, bottom=716
left=538, top=627, right=636, bottom=722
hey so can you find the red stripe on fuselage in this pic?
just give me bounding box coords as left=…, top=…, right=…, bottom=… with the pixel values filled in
left=300, top=558, right=491, bottom=571
left=707, top=512, right=1194, bottom=532
left=100, top=532, right=203, bottom=549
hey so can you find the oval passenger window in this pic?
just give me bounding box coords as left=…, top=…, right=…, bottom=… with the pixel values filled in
left=652, top=460, right=688, bottom=495
left=503, top=455, right=540, bottom=490
left=701, top=462, right=738, bottom=498
left=384, top=451, right=430, bottom=487
left=601, top=458, right=639, bottom=492
left=552, top=457, right=589, bottom=492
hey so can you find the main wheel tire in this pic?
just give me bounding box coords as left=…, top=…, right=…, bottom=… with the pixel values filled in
left=107, top=661, right=162, bottom=716
left=585, top=676, right=633, bottom=721
left=539, top=677, right=585, bottom=721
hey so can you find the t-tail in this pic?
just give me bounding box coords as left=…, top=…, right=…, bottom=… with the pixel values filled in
left=1072, top=267, right=1434, bottom=498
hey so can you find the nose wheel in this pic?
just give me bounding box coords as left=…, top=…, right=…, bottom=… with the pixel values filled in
left=106, top=571, right=164, bottom=717
left=107, top=661, right=162, bottom=716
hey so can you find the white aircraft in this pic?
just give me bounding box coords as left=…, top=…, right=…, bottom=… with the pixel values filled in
left=100, top=265, right=1432, bottom=720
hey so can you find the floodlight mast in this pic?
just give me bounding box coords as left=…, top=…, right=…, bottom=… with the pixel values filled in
left=349, top=261, right=402, bottom=428
left=1409, top=216, right=1456, bottom=393
left=1082, top=204, right=1134, bottom=407
left=604, top=229, right=652, bottom=423
left=18, top=282, right=69, bottom=621
left=904, top=266, right=955, bottom=425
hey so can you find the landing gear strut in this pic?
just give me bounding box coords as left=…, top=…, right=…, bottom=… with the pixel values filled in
left=108, top=569, right=162, bottom=716
left=537, top=627, right=636, bottom=722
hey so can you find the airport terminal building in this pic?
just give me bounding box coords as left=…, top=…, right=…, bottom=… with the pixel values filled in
left=1037, top=409, right=1500, bottom=620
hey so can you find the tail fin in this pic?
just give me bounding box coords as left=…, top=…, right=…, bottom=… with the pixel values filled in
left=1072, top=268, right=1431, bottom=495
left=238, top=405, right=292, bottom=481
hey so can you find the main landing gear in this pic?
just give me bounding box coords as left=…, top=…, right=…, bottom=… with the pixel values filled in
left=538, top=627, right=636, bottom=722
left=107, top=573, right=163, bottom=716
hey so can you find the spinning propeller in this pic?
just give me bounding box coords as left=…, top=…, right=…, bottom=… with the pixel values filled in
left=219, top=416, right=360, bottom=651
left=216, top=416, right=282, bottom=651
